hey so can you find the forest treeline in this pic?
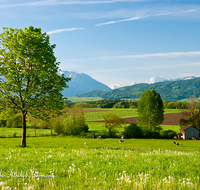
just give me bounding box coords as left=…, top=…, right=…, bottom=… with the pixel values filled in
left=65, top=99, right=189, bottom=109
left=77, top=77, right=200, bottom=102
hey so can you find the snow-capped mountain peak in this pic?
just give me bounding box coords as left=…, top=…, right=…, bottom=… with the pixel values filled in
left=109, top=84, right=122, bottom=90
left=147, top=76, right=166, bottom=84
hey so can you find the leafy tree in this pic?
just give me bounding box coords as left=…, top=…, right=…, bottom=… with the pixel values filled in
left=103, top=112, right=124, bottom=137
left=180, top=97, right=200, bottom=130
left=137, top=89, right=164, bottom=133
left=0, top=26, right=70, bottom=147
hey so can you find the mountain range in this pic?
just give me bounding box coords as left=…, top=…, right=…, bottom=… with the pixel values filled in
left=76, top=75, right=200, bottom=102
left=146, top=76, right=196, bottom=84
left=60, top=71, right=111, bottom=97
left=60, top=70, right=198, bottom=100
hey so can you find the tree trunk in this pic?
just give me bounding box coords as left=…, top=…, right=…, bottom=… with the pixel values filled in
left=21, top=112, right=26, bottom=148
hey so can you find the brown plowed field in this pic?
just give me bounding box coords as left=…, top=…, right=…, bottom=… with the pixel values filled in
left=123, top=113, right=189, bottom=125
left=87, top=112, right=189, bottom=125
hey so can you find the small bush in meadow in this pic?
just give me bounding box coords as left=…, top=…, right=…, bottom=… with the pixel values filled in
left=124, top=123, right=143, bottom=138
left=160, top=130, right=177, bottom=139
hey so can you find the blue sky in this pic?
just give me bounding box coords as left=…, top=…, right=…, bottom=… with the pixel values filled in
left=0, top=0, right=200, bottom=88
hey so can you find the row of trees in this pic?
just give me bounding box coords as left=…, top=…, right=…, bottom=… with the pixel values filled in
left=0, top=107, right=89, bottom=136
left=66, top=99, right=195, bottom=109
left=65, top=100, right=138, bottom=109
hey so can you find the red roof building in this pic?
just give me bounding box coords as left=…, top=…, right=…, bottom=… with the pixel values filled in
left=180, top=125, right=199, bottom=140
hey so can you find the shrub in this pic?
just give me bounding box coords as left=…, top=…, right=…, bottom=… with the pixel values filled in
left=53, top=121, right=64, bottom=135
left=97, top=129, right=109, bottom=138
left=160, top=130, right=177, bottom=139
left=53, top=106, right=89, bottom=136
left=103, top=112, right=124, bottom=137
left=0, top=119, right=6, bottom=127
left=124, top=123, right=143, bottom=138
left=6, top=114, right=21, bottom=128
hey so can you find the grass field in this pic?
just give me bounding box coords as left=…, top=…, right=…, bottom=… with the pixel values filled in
left=84, top=108, right=186, bottom=121
left=84, top=109, right=138, bottom=121
left=0, top=108, right=198, bottom=189
left=0, top=128, right=51, bottom=138
left=64, top=97, right=103, bottom=103
left=0, top=137, right=200, bottom=189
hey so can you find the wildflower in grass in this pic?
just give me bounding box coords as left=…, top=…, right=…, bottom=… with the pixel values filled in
left=0, top=182, right=6, bottom=186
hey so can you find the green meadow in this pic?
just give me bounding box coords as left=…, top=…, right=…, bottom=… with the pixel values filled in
left=64, top=97, right=103, bottom=103
left=84, top=108, right=186, bottom=121
left=0, top=108, right=199, bottom=190
left=0, top=137, right=200, bottom=189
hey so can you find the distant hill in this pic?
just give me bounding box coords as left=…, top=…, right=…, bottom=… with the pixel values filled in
left=60, top=71, right=111, bottom=97
left=77, top=77, right=200, bottom=101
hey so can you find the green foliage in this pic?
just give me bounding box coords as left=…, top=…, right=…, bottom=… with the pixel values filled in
left=52, top=119, right=64, bottom=135
left=179, top=97, right=200, bottom=130
left=6, top=113, right=21, bottom=128
left=137, top=89, right=164, bottom=133
left=78, top=78, right=200, bottom=101
left=97, top=129, right=110, bottom=138
left=0, top=119, right=6, bottom=127
left=66, top=99, right=138, bottom=109
left=63, top=108, right=88, bottom=136
left=0, top=26, right=70, bottom=147
left=103, top=112, right=124, bottom=137
left=123, top=123, right=143, bottom=138
left=163, top=100, right=188, bottom=109
left=160, top=130, right=177, bottom=139
left=52, top=107, right=89, bottom=136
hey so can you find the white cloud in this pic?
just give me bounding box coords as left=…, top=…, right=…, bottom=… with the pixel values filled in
left=96, top=51, right=200, bottom=60
left=46, top=27, right=84, bottom=35
left=96, top=16, right=142, bottom=26
left=62, top=51, right=200, bottom=66
left=95, top=9, right=197, bottom=26
left=178, top=73, right=200, bottom=78
left=0, top=0, right=143, bottom=8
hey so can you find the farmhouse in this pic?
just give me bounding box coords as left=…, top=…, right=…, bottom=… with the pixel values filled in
left=180, top=125, right=199, bottom=140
